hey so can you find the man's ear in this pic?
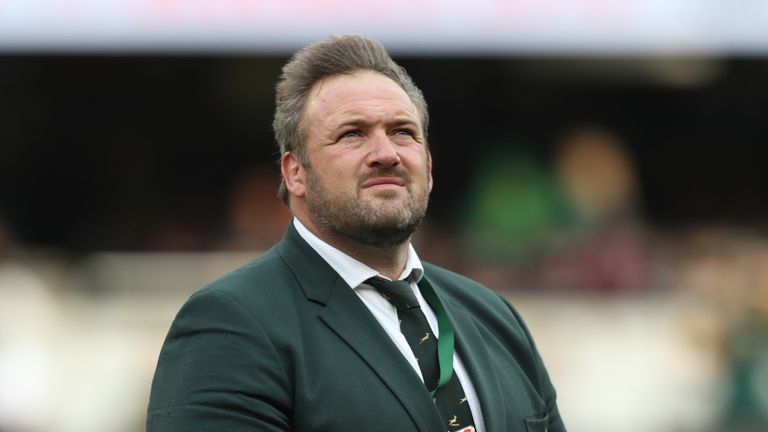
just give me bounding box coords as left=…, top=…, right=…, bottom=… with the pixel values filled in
left=281, top=152, right=307, bottom=198
left=427, top=151, right=433, bottom=193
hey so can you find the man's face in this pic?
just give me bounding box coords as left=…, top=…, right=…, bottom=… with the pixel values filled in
left=297, top=70, right=432, bottom=247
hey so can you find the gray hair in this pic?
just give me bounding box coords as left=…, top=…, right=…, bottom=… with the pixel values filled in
left=273, top=35, right=429, bottom=204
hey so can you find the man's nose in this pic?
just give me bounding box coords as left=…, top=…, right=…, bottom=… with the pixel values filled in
left=365, top=130, right=401, bottom=167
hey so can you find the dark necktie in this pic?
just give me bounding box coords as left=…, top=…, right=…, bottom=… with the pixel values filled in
left=367, top=277, right=475, bottom=431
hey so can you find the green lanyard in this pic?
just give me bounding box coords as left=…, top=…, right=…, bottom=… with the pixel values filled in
left=417, top=278, right=455, bottom=396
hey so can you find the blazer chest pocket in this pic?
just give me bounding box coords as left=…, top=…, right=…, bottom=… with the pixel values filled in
left=523, top=413, right=549, bottom=432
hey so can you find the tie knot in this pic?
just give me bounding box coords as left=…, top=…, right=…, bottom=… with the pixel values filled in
left=367, top=277, right=419, bottom=312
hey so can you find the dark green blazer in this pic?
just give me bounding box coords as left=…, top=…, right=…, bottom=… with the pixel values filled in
left=147, top=223, right=565, bottom=432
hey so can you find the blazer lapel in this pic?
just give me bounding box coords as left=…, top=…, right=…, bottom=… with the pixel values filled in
left=277, top=223, right=444, bottom=431
left=318, top=281, right=444, bottom=431
left=420, top=277, right=508, bottom=432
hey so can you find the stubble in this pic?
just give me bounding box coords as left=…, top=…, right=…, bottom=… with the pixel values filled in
left=305, top=165, right=429, bottom=248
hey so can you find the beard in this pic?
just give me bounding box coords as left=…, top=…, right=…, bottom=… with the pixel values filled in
left=304, top=165, right=429, bottom=248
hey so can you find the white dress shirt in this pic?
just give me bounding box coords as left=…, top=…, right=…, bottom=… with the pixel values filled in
left=293, top=218, right=486, bottom=432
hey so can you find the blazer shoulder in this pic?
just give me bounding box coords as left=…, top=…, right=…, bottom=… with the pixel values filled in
left=191, top=245, right=293, bottom=302
left=422, top=261, right=504, bottom=305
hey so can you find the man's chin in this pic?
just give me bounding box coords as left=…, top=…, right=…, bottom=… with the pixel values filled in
left=361, top=188, right=406, bottom=201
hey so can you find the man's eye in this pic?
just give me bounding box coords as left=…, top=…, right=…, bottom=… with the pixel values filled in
left=394, top=129, right=415, bottom=137
left=340, top=130, right=361, bottom=139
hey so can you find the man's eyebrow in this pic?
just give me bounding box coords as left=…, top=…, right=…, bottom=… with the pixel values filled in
left=331, top=115, right=421, bottom=132
left=388, top=118, right=420, bottom=128
left=335, top=118, right=370, bottom=129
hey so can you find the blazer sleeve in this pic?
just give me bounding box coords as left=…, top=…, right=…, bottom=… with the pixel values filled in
left=501, top=294, right=567, bottom=432
left=147, top=288, right=292, bottom=432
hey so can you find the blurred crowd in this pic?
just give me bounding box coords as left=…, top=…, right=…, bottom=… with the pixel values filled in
left=1, top=124, right=768, bottom=431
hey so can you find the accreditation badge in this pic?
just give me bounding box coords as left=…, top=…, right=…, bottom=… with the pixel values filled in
left=450, top=427, right=475, bottom=432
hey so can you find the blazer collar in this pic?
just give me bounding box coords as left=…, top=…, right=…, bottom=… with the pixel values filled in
left=276, top=221, right=340, bottom=305
left=276, top=223, right=444, bottom=431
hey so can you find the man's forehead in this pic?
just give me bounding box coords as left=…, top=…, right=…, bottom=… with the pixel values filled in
left=305, top=71, right=420, bottom=125
left=309, top=72, right=415, bottom=107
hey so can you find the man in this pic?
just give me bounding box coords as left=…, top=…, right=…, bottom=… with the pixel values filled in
left=147, top=35, right=565, bottom=432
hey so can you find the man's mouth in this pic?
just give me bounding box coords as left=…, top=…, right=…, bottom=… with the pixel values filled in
left=361, top=177, right=407, bottom=188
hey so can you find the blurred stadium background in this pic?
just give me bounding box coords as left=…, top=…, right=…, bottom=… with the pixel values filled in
left=2, top=1, right=768, bottom=431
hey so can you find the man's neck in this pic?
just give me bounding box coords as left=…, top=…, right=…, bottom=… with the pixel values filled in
left=297, top=216, right=410, bottom=280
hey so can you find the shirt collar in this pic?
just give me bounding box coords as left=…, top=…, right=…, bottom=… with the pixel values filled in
left=292, top=218, right=424, bottom=289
